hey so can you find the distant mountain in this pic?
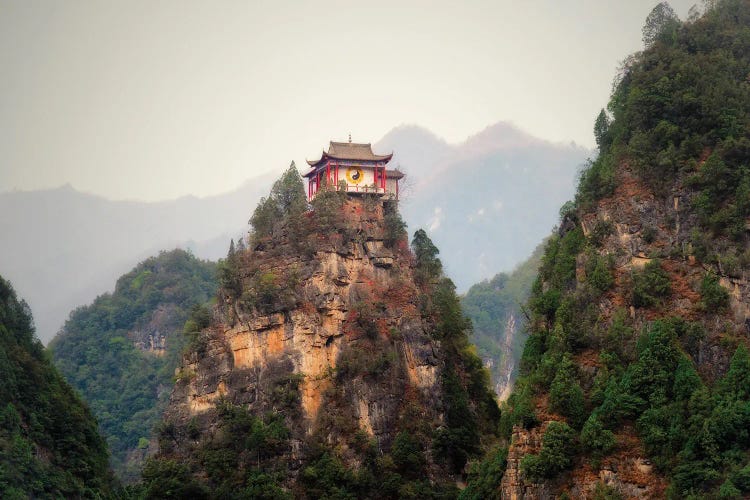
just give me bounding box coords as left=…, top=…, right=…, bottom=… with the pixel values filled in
left=1, top=122, right=588, bottom=343
left=376, top=123, right=591, bottom=291
left=0, top=175, right=273, bottom=343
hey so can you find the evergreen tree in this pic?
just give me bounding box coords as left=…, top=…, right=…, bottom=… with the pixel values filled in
left=249, top=162, right=307, bottom=239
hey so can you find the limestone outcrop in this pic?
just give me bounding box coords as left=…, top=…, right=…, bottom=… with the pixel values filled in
left=157, top=197, right=455, bottom=484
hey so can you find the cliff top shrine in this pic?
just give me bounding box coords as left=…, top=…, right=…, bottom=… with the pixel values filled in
left=305, top=138, right=404, bottom=200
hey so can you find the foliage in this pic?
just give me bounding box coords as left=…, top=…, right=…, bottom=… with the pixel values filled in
left=412, top=229, right=443, bottom=284
left=250, top=162, right=307, bottom=240
left=631, top=260, right=671, bottom=308
left=0, top=275, right=112, bottom=496
left=700, top=272, right=730, bottom=311
left=241, top=269, right=298, bottom=315
left=501, top=2, right=750, bottom=496
left=520, top=421, right=577, bottom=481
left=642, top=2, right=679, bottom=47
left=549, top=355, right=586, bottom=429
left=589, top=219, right=614, bottom=247
left=49, top=249, right=217, bottom=482
left=580, top=415, right=616, bottom=461
left=383, top=200, right=408, bottom=248
left=586, top=251, right=615, bottom=293
left=459, top=446, right=508, bottom=500
left=310, top=184, right=347, bottom=231
left=142, top=402, right=294, bottom=499
left=411, top=229, right=500, bottom=474
left=593, top=109, right=612, bottom=152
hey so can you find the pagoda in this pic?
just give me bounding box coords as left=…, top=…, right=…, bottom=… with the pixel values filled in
left=304, top=139, right=404, bottom=200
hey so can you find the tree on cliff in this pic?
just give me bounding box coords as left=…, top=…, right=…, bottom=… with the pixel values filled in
left=249, top=162, right=306, bottom=240
left=642, top=2, right=679, bottom=47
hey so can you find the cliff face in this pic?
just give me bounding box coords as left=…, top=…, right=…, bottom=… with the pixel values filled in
left=154, top=191, right=497, bottom=496
left=493, top=3, right=750, bottom=498
left=166, top=199, right=440, bottom=439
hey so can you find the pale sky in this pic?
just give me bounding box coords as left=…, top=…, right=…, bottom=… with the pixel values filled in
left=1, top=0, right=697, bottom=201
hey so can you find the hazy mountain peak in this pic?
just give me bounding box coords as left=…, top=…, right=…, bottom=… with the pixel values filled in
left=461, top=121, right=545, bottom=154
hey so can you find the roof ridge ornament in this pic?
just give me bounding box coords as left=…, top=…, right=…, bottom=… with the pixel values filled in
left=348, top=133, right=352, bottom=143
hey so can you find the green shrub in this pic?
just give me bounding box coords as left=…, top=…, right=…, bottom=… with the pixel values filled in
left=383, top=201, right=407, bottom=248
left=580, top=415, right=616, bottom=460
left=641, top=226, right=657, bottom=244
left=590, top=219, right=615, bottom=247
left=459, top=446, right=508, bottom=500
left=700, top=272, right=730, bottom=311
left=631, top=260, right=671, bottom=308
left=391, top=431, right=426, bottom=477
left=587, top=253, right=615, bottom=293
left=549, top=356, right=586, bottom=429
left=520, top=421, right=577, bottom=481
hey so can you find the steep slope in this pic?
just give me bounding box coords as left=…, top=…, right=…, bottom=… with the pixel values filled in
left=0, top=276, right=112, bottom=497
left=144, top=167, right=499, bottom=498
left=377, top=122, right=590, bottom=291
left=0, top=175, right=271, bottom=343
left=49, top=249, right=217, bottom=482
left=462, top=241, right=544, bottom=400
left=468, top=2, right=750, bottom=498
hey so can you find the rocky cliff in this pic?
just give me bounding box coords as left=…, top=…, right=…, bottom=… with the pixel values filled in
left=149, top=173, right=499, bottom=498
left=166, top=198, right=440, bottom=438
left=469, top=2, right=750, bottom=498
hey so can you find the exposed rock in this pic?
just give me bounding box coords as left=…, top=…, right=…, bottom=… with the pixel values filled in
left=159, top=198, right=449, bottom=483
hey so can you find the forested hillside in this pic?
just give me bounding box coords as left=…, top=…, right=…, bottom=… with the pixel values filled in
left=0, top=276, right=112, bottom=497
left=50, top=249, right=217, bottom=482
left=465, top=1, right=750, bottom=498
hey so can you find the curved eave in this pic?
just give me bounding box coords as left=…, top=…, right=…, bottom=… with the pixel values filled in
left=305, top=151, right=393, bottom=167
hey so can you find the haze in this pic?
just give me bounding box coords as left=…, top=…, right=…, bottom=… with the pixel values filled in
left=1, top=0, right=696, bottom=201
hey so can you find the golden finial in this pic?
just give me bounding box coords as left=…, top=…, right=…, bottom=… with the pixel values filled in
left=348, top=133, right=352, bottom=143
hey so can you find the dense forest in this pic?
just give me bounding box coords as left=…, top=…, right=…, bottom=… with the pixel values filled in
left=466, top=1, right=750, bottom=498
left=49, top=249, right=217, bottom=482
left=0, top=275, right=112, bottom=497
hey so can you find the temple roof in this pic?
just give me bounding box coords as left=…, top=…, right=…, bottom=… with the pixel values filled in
left=306, top=141, right=393, bottom=167
left=386, top=168, right=405, bottom=180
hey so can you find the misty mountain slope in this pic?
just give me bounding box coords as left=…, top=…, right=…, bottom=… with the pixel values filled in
left=378, top=122, right=591, bottom=290
left=1, top=121, right=587, bottom=343
left=0, top=176, right=272, bottom=343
